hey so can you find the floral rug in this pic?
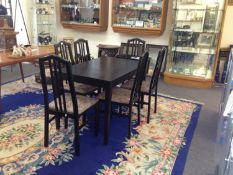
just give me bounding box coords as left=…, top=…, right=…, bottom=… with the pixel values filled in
left=0, top=76, right=202, bottom=175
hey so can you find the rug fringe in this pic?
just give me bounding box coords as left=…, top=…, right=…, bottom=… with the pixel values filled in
left=158, top=93, right=204, bottom=105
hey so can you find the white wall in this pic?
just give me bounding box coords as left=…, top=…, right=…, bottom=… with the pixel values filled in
left=54, top=0, right=173, bottom=57
left=12, top=0, right=31, bottom=45
left=220, top=5, right=233, bottom=48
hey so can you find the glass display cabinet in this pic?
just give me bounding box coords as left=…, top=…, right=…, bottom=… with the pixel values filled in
left=60, top=0, right=109, bottom=32
left=0, top=0, right=18, bottom=51
left=112, top=0, right=168, bottom=35
left=30, top=0, right=57, bottom=46
left=164, top=0, right=226, bottom=88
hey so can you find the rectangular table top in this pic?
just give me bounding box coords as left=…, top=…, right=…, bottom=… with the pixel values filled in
left=0, top=46, right=54, bottom=67
left=70, top=57, right=139, bottom=86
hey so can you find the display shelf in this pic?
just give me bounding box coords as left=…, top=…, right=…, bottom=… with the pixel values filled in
left=172, top=47, right=216, bottom=54
left=173, top=28, right=219, bottom=33
left=30, top=0, right=57, bottom=46
left=112, top=0, right=168, bottom=35
left=165, top=0, right=225, bottom=88
left=60, top=0, right=108, bottom=32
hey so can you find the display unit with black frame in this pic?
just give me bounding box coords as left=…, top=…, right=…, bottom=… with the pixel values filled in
left=60, top=0, right=109, bottom=32
left=112, top=0, right=168, bottom=35
left=164, top=0, right=225, bottom=88
left=29, top=0, right=57, bottom=46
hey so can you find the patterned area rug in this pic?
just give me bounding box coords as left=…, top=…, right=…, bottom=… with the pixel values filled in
left=0, top=76, right=202, bottom=175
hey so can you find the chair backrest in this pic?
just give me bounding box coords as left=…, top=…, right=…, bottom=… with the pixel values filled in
left=130, top=51, right=149, bottom=106
left=117, top=42, right=127, bottom=58
left=54, top=41, right=75, bottom=64
left=74, top=39, right=91, bottom=63
left=146, top=44, right=168, bottom=73
left=39, top=55, right=78, bottom=115
left=149, top=47, right=166, bottom=92
left=126, top=38, right=146, bottom=59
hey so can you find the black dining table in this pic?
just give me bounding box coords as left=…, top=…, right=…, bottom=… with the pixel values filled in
left=69, top=57, right=138, bottom=144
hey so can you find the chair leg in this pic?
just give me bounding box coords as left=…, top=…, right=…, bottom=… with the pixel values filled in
left=56, top=115, right=60, bottom=130
left=94, top=103, right=99, bottom=136
left=97, top=87, right=101, bottom=94
left=119, top=104, right=122, bottom=114
left=83, top=114, right=87, bottom=125
left=128, top=108, right=132, bottom=139
left=137, top=101, right=141, bottom=125
left=74, top=116, right=80, bottom=155
left=64, top=115, right=68, bottom=129
left=141, top=94, right=144, bottom=109
left=147, top=95, right=151, bottom=123
left=44, top=113, right=49, bottom=147
left=154, top=89, right=157, bottom=113
left=19, top=63, right=25, bottom=83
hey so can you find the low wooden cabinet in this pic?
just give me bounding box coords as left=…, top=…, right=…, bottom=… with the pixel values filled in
left=60, top=0, right=109, bottom=32
left=0, top=0, right=17, bottom=51
left=0, top=30, right=17, bottom=50
left=111, top=0, right=168, bottom=35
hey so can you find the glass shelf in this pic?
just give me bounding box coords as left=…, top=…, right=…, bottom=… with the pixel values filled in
left=172, top=47, right=216, bottom=54
left=61, top=21, right=100, bottom=25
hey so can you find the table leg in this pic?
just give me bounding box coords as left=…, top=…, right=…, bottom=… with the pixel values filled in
left=104, top=84, right=112, bottom=145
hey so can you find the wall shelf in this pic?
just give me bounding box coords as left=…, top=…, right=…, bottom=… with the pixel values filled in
left=111, top=0, right=168, bottom=36
left=60, top=0, right=108, bottom=32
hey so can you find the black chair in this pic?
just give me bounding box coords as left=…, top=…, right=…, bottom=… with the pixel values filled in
left=98, top=52, right=149, bottom=139
left=54, top=41, right=75, bottom=64
left=54, top=40, right=98, bottom=96
left=126, top=38, right=146, bottom=59
left=146, top=44, right=168, bottom=74
left=116, top=42, right=127, bottom=59
left=74, top=39, right=93, bottom=63
left=121, top=48, right=167, bottom=123
left=39, top=55, right=99, bottom=155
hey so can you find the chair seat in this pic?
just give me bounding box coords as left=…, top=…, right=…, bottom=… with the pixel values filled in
left=98, top=88, right=131, bottom=104
left=121, top=76, right=152, bottom=93
left=74, top=83, right=98, bottom=95
left=49, top=94, right=98, bottom=114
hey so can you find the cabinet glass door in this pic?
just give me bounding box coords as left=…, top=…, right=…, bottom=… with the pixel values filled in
left=31, top=0, right=57, bottom=46
left=167, top=0, right=224, bottom=79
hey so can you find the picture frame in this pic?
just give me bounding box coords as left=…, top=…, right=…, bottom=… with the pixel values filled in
left=135, top=20, right=144, bottom=27
left=197, top=33, right=215, bottom=47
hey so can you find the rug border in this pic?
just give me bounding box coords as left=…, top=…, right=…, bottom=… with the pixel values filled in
left=171, top=103, right=202, bottom=175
